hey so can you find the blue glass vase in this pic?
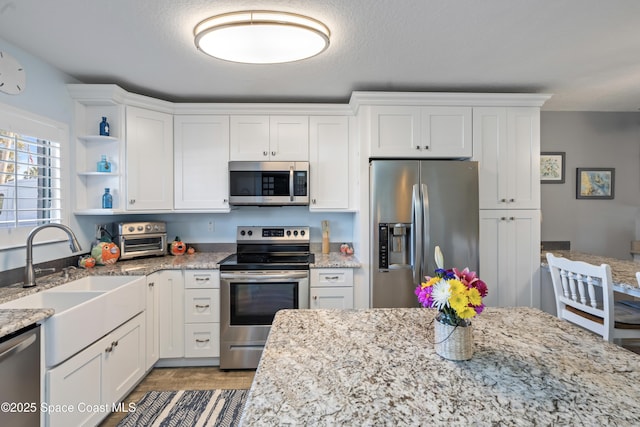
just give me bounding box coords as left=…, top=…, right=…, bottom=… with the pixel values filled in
left=99, top=117, right=110, bottom=136
left=102, top=188, right=113, bottom=209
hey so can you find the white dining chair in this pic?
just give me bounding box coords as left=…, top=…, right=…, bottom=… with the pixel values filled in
left=546, top=253, right=640, bottom=343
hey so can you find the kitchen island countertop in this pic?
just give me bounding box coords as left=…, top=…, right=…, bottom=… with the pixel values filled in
left=241, top=307, right=640, bottom=426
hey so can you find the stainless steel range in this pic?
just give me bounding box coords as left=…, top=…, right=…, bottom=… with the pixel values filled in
left=219, top=226, right=313, bottom=370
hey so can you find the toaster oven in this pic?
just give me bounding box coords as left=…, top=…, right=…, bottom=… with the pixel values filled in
left=113, top=221, right=167, bottom=260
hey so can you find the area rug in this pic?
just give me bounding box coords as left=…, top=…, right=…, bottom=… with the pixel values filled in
left=116, top=389, right=248, bottom=427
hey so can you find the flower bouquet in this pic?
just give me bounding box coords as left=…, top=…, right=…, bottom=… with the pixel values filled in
left=415, top=246, right=488, bottom=361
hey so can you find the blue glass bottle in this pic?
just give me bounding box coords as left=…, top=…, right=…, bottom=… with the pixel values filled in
left=97, top=155, right=111, bottom=172
left=99, top=117, right=110, bottom=136
left=102, top=188, right=113, bottom=209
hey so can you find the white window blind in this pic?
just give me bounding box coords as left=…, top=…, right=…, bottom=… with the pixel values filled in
left=0, top=129, right=62, bottom=229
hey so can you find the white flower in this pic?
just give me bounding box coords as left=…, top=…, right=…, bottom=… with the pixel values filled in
left=434, top=246, right=444, bottom=269
left=431, top=278, right=451, bottom=310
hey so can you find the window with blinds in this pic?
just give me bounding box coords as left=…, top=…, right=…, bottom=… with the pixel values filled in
left=0, top=129, right=62, bottom=229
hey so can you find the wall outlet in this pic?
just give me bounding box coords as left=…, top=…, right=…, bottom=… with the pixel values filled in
left=208, top=220, right=214, bottom=232
left=95, top=223, right=108, bottom=240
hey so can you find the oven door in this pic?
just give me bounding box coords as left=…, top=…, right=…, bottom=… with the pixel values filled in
left=220, top=270, right=309, bottom=369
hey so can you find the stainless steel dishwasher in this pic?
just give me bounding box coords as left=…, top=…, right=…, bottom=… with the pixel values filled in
left=0, top=324, right=40, bottom=427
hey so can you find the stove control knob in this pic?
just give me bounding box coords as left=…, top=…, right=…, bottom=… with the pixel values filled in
left=145, top=224, right=152, bottom=231
left=137, top=226, right=144, bottom=231
left=293, top=230, right=298, bottom=236
left=240, top=230, right=245, bottom=236
left=128, top=226, right=135, bottom=232
left=247, top=230, right=253, bottom=236
left=153, top=224, right=160, bottom=231
left=300, top=230, right=305, bottom=236
left=286, top=230, right=291, bottom=236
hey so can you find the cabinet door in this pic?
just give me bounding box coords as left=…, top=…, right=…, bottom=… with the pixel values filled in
left=174, top=115, right=230, bottom=210
left=309, top=116, right=349, bottom=210
left=185, top=289, right=220, bottom=323
left=505, top=108, right=540, bottom=209
left=420, top=107, right=472, bottom=158
left=474, top=107, right=540, bottom=209
left=126, top=106, right=173, bottom=210
left=480, top=210, right=541, bottom=308
left=145, top=274, right=160, bottom=369
left=473, top=108, right=507, bottom=209
left=184, top=270, right=220, bottom=289
left=103, top=313, right=146, bottom=405
left=370, top=106, right=421, bottom=157
left=46, top=340, right=104, bottom=427
left=269, top=116, right=309, bottom=160
left=310, top=287, right=354, bottom=309
left=184, top=323, right=220, bottom=358
left=157, top=270, right=185, bottom=358
left=229, top=115, right=270, bottom=161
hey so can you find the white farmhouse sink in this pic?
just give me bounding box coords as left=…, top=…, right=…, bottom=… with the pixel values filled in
left=53, top=275, right=142, bottom=292
left=0, top=275, right=146, bottom=367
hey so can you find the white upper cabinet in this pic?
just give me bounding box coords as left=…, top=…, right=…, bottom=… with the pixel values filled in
left=473, top=107, right=540, bottom=210
left=230, top=115, right=309, bottom=161
left=126, top=106, right=174, bottom=211
left=309, top=116, right=350, bottom=210
left=174, top=115, right=230, bottom=211
left=370, top=106, right=472, bottom=158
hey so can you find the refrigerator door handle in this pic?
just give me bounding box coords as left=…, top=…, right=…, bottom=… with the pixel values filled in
left=412, top=184, right=422, bottom=285
left=421, top=183, right=430, bottom=276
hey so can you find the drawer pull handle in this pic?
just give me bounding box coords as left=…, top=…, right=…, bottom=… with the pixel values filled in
left=195, top=277, right=210, bottom=281
left=196, top=339, right=210, bottom=343
left=195, top=304, right=210, bottom=309
left=324, top=276, right=340, bottom=280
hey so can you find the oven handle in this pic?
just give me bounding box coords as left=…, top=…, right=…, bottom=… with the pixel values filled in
left=220, top=271, right=309, bottom=281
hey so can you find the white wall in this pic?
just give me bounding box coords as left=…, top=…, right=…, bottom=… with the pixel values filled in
left=0, top=37, right=81, bottom=272
left=540, top=111, right=640, bottom=260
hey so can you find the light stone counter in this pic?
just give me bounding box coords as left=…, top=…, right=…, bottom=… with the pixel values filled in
left=0, top=252, right=232, bottom=339
left=241, top=307, right=640, bottom=426
left=310, top=252, right=361, bottom=268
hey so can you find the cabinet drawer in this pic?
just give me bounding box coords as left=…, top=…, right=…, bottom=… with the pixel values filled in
left=311, top=269, right=354, bottom=287
left=184, top=270, right=219, bottom=289
left=184, top=323, right=219, bottom=358
left=185, top=289, right=220, bottom=323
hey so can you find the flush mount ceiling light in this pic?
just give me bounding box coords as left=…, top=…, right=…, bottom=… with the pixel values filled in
left=194, top=11, right=330, bottom=64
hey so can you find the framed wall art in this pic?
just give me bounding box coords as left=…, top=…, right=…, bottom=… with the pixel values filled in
left=540, top=152, right=565, bottom=183
left=576, top=168, right=615, bottom=199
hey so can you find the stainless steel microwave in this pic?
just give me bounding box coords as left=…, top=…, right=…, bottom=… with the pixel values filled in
left=228, top=161, right=309, bottom=206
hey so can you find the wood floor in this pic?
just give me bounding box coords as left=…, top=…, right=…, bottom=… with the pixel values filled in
left=99, top=367, right=255, bottom=427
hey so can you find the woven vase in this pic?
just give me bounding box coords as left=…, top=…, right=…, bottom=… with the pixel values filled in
left=433, top=314, right=473, bottom=361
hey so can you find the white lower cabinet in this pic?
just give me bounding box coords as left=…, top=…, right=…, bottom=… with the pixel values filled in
left=46, top=313, right=145, bottom=427
left=184, top=271, right=220, bottom=358
left=310, top=269, right=354, bottom=309
left=479, top=209, right=541, bottom=308
left=157, top=270, right=185, bottom=358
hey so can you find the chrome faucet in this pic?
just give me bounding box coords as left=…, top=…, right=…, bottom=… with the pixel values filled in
left=24, top=224, right=82, bottom=288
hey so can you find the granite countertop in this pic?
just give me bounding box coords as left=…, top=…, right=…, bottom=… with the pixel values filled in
left=241, top=307, right=640, bottom=426
left=0, top=251, right=360, bottom=339
left=311, top=252, right=361, bottom=268
left=543, top=250, right=640, bottom=292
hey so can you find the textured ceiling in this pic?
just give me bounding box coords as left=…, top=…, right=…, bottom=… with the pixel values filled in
left=1, top=0, right=640, bottom=111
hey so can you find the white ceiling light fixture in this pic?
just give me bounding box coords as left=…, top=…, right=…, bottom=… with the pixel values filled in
left=194, top=11, right=330, bottom=64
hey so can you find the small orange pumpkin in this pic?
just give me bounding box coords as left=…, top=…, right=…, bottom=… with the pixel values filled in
left=170, top=236, right=187, bottom=256
left=78, top=255, right=96, bottom=269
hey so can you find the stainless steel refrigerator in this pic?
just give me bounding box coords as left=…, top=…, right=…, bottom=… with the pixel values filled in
left=370, top=159, right=479, bottom=308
